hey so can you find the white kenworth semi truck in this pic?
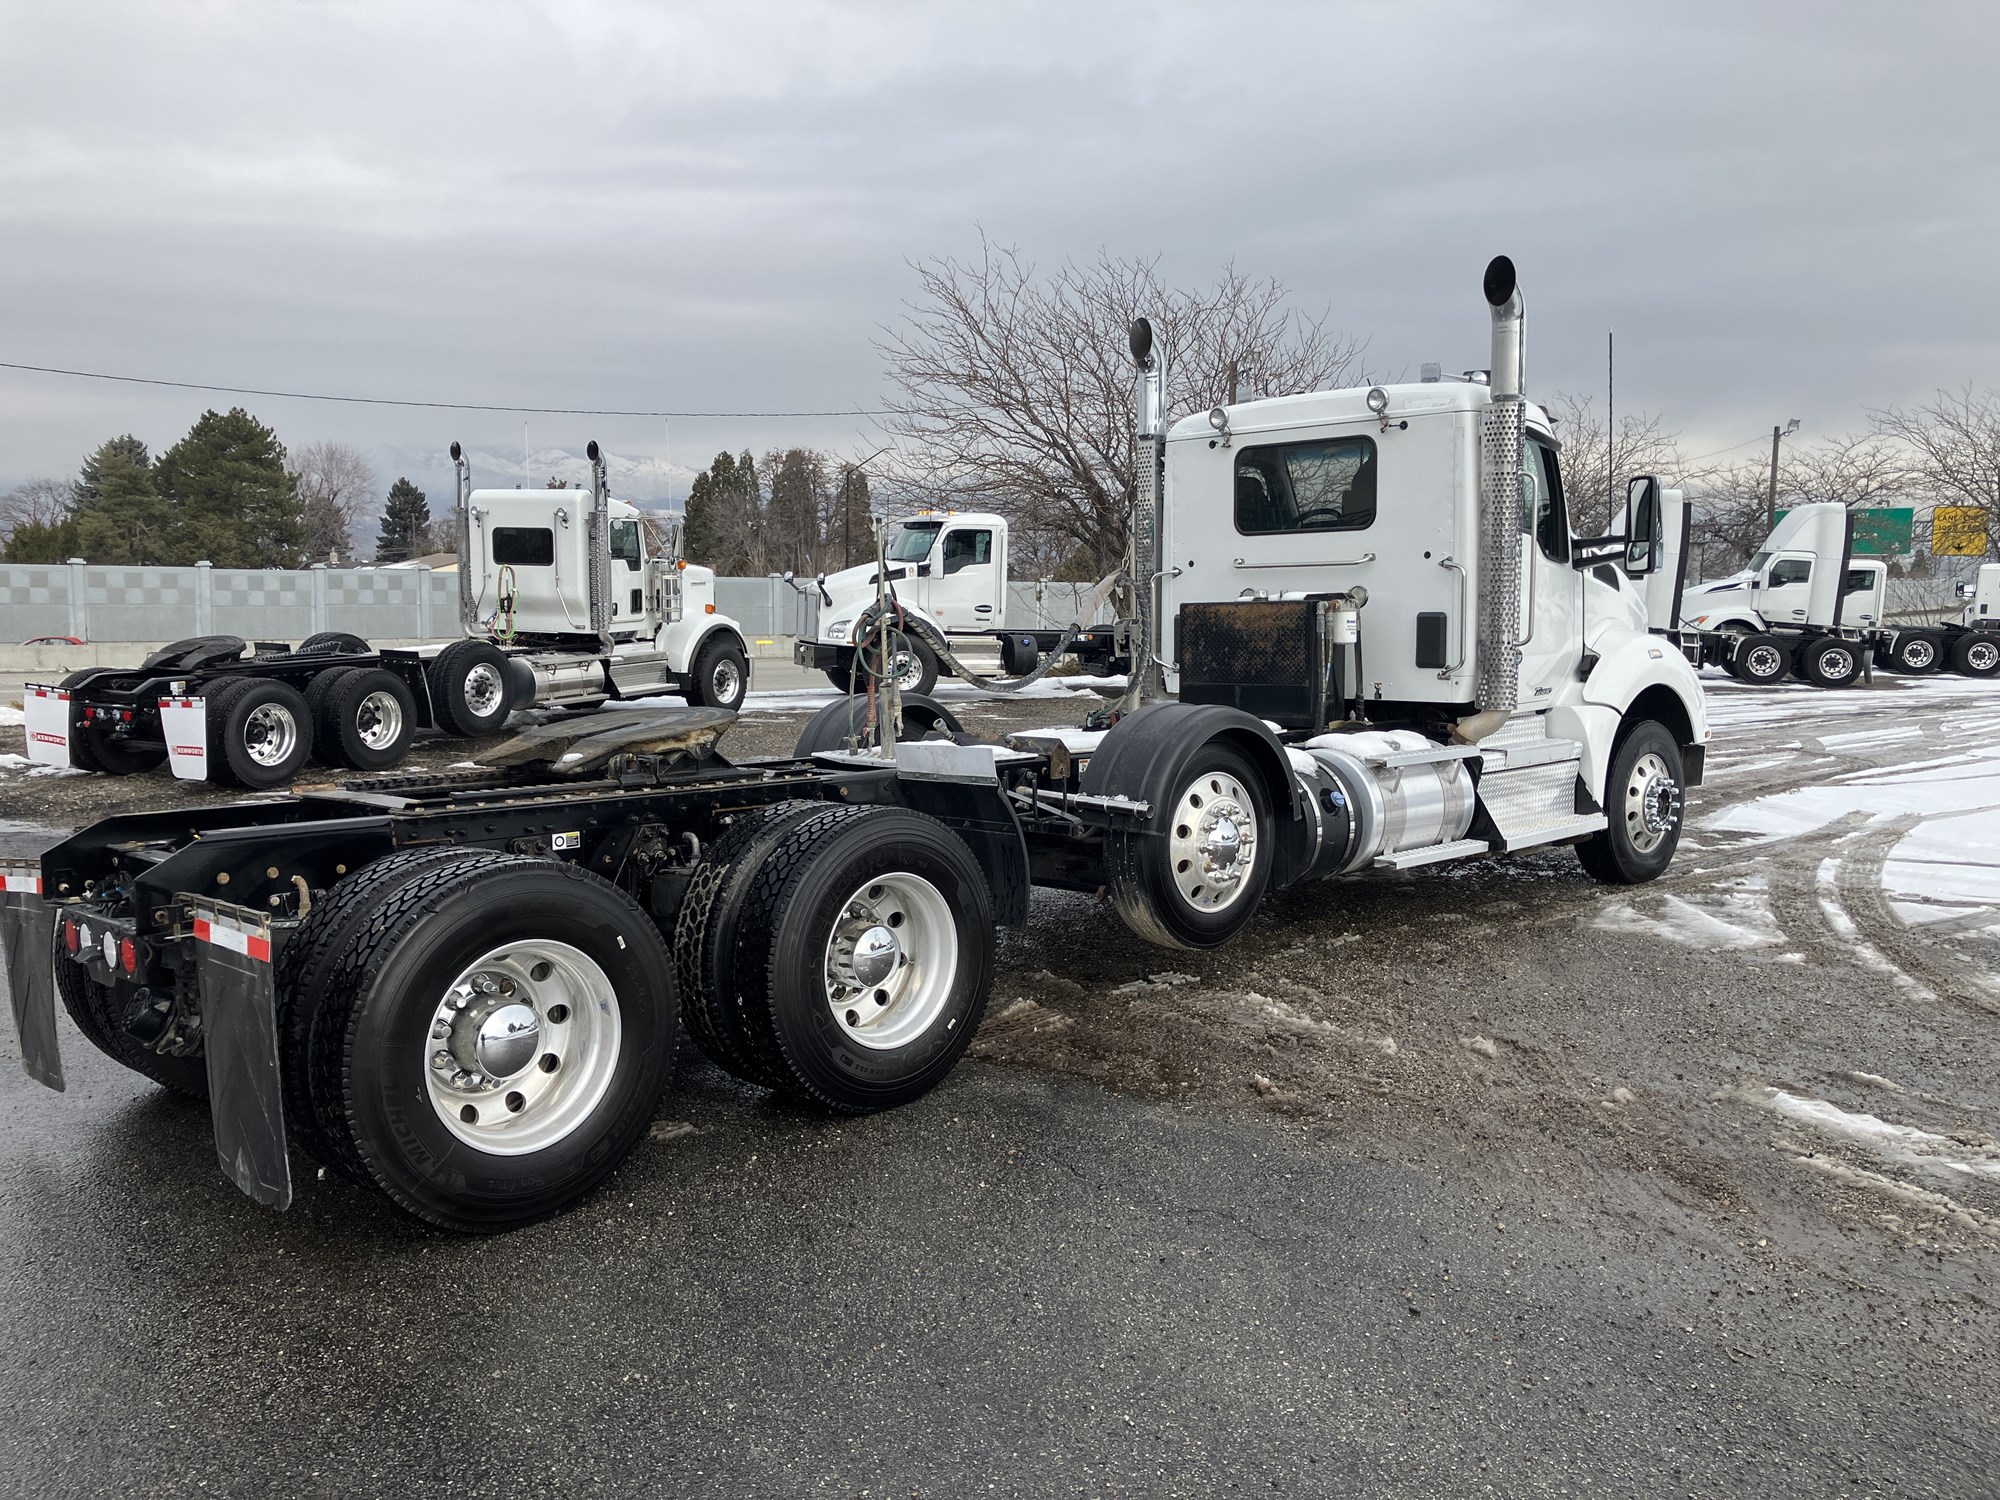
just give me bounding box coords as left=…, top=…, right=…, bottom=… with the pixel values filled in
left=0, top=257, right=1708, bottom=1233
left=1680, top=503, right=2000, bottom=683
left=23, top=443, right=751, bottom=788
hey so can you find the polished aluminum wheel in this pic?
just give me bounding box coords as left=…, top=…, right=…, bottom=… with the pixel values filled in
left=1816, top=645, right=1856, bottom=681
left=462, top=661, right=506, bottom=719
left=355, top=690, right=404, bottom=750
left=1898, top=638, right=1937, bottom=671
left=422, top=939, right=621, bottom=1153
left=1167, top=769, right=1258, bottom=912
left=709, top=656, right=743, bottom=704
left=1966, top=639, right=1999, bottom=673
left=243, top=703, right=300, bottom=767
left=1741, top=643, right=1785, bottom=680
left=1622, top=750, right=1681, bottom=856
left=822, top=872, right=957, bottom=1050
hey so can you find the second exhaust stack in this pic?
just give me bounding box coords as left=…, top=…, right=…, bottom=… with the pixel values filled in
left=1475, top=255, right=1525, bottom=718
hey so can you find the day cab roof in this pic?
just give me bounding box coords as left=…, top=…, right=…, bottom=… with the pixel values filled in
left=468, top=487, right=644, bottom=520
left=894, top=510, right=1008, bottom=529
left=1168, top=380, right=1558, bottom=446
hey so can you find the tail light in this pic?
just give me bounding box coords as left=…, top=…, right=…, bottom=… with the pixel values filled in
left=62, top=918, right=79, bottom=954
left=119, top=937, right=138, bottom=976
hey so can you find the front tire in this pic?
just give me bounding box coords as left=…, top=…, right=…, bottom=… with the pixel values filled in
left=687, top=634, right=749, bottom=710
left=1577, top=720, right=1685, bottom=885
left=298, top=854, right=678, bottom=1231
left=728, top=805, right=995, bottom=1112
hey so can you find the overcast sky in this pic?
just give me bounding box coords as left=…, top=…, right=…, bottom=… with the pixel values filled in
left=3, top=0, right=1997, bottom=502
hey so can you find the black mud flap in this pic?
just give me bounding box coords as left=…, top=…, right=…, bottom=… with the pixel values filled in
left=188, top=899, right=293, bottom=1210
left=0, top=867, right=63, bottom=1091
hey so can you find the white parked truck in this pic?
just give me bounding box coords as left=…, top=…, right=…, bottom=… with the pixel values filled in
left=3, top=256, right=1712, bottom=1232
left=795, top=510, right=1122, bottom=694
left=24, top=442, right=752, bottom=788
left=1680, top=503, right=1999, bottom=683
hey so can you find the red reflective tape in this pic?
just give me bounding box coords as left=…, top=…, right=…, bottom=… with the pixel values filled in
left=0, top=872, right=41, bottom=895
left=193, top=916, right=271, bottom=963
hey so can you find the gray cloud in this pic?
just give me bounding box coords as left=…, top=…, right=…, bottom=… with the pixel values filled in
left=3, top=0, right=1996, bottom=498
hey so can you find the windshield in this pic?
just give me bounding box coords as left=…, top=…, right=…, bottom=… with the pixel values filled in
left=887, top=521, right=942, bottom=562
left=1749, top=551, right=1772, bottom=573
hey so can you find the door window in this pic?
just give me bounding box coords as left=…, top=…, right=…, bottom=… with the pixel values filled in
left=610, top=519, right=642, bottom=571
left=1521, top=442, right=1570, bottom=563
left=1769, top=559, right=1811, bottom=586
left=941, top=529, right=993, bottom=575
left=1234, top=436, right=1377, bottom=535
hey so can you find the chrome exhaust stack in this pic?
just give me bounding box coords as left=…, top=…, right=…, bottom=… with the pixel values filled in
left=1474, top=255, right=1525, bottom=721
left=585, top=439, right=613, bottom=653
left=1121, top=317, right=1167, bottom=711
left=450, top=440, right=476, bottom=633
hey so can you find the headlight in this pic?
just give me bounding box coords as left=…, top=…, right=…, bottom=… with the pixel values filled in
left=826, top=618, right=852, bottom=641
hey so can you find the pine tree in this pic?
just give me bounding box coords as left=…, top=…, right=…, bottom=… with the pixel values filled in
left=71, top=444, right=169, bottom=563
left=152, top=408, right=303, bottom=566
left=375, top=478, right=431, bottom=563
left=765, top=448, right=825, bottom=574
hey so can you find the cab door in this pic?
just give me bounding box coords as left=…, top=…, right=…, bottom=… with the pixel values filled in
left=930, top=524, right=1000, bottom=633
left=1515, top=437, right=1580, bottom=703
left=1758, top=554, right=1814, bottom=624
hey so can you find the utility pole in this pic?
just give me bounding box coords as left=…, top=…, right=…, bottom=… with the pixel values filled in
left=1766, top=418, right=1799, bottom=530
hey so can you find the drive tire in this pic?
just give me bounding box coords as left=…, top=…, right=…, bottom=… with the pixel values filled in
left=53, top=931, right=208, bottom=1099
left=206, top=676, right=314, bottom=788
left=1100, top=742, right=1275, bottom=950
left=671, top=801, right=825, bottom=1089
left=278, top=846, right=524, bottom=1177
left=317, top=667, right=416, bottom=771
left=1801, top=636, right=1864, bottom=689
left=1951, top=632, right=2000, bottom=678
left=427, top=639, right=514, bottom=737
left=730, top=805, right=994, bottom=1113
left=1888, top=633, right=1941, bottom=675
left=792, top=692, right=964, bottom=756
left=1730, top=633, right=1790, bottom=685
left=296, top=632, right=370, bottom=657
left=686, top=633, right=749, bottom=711
left=1577, top=720, right=1685, bottom=885
left=303, top=854, right=678, bottom=1231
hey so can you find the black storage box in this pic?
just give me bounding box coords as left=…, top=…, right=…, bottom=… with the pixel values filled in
left=1176, top=599, right=1342, bottom=730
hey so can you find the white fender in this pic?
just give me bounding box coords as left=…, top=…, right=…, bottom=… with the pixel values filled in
left=657, top=613, right=745, bottom=674
left=1553, top=633, right=1710, bottom=799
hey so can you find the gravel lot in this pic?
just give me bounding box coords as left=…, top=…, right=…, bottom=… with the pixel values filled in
left=2, top=669, right=1997, bottom=1495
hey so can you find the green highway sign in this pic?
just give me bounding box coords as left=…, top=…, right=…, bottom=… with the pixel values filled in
left=1775, top=506, right=1914, bottom=557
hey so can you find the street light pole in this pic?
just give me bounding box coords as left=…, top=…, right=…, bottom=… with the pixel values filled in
left=1767, top=418, right=1800, bottom=530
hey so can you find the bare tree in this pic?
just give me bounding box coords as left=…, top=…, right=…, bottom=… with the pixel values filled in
left=878, top=238, right=1368, bottom=579
left=0, top=477, right=77, bottom=540
left=1543, top=394, right=1688, bottom=534
left=1779, top=431, right=1915, bottom=509
left=290, top=441, right=376, bottom=564
left=1872, top=388, right=2000, bottom=559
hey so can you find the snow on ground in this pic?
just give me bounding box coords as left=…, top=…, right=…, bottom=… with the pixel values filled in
left=0, top=752, right=83, bottom=779
left=1751, top=1085, right=2000, bottom=1183
left=0, top=705, right=24, bottom=728
left=1590, top=882, right=1785, bottom=952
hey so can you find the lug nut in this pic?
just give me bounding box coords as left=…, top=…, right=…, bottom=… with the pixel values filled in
left=431, top=1051, right=451, bottom=1070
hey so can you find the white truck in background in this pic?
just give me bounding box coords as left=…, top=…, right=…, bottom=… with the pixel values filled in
left=1680, top=502, right=1999, bottom=683
left=795, top=512, right=1124, bottom=694
left=26, top=442, right=752, bottom=787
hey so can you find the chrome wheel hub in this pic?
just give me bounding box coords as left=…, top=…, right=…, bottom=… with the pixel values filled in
left=711, top=658, right=742, bottom=702
left=1743, top=645, right=1783, bottom=678
left=1624, top=751, right=1681, bottom=855
left=823, top=873, right=956, bottom=1051
left=1819, top=647, right=1855, bottom=678
left=243, top=703, right=298, bottom=766
left=356, top=689, right=404, bottom=749
left=1969, top=641, right=1999, bottom=671
left=1168, top=770, right=1258, bottom=911
left=1903, top=641, right=1936, bottom=669
left=423, top=939, right=621, bottom=1153
left=463, top=662, right=505, bottom=718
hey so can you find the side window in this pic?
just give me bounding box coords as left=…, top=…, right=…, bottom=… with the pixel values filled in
left=1234, top=436, right=1377, bottom=535
left=1844, top=569, right=1875, bottom=595
left=941, top=529, right=992, bottom=574
left=1522, top=442, right=1569, bottom=563
left=610, top=519, right=642, bottom=571
left=493, top=527, right=554, bottom=567
left=1769, top=559, right=1812, bottom=586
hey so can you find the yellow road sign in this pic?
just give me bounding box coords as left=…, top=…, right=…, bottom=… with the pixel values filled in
left=1932, top=505, right=1992, bottom=558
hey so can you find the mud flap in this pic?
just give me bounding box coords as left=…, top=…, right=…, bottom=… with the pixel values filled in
left=188, top=900, right=292, bottom=1210
left=160, top=696, right=211, bottom=780
left=22, top=684, right=72, bottom=768
left=0, top=868, right=63, bottom=1091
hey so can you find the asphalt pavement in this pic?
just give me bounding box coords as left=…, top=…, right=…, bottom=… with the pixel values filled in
left=2, top=671, right=1998, bottom=1497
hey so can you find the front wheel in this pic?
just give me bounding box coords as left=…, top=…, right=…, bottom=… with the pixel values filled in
left=686, top=634, right=749, bottom=710
left=1577, top=720, right=1685, bottom=885
left=1104, top=743, right=1274, bottom=950
left=1951, top=632, right=2000, bottom=678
